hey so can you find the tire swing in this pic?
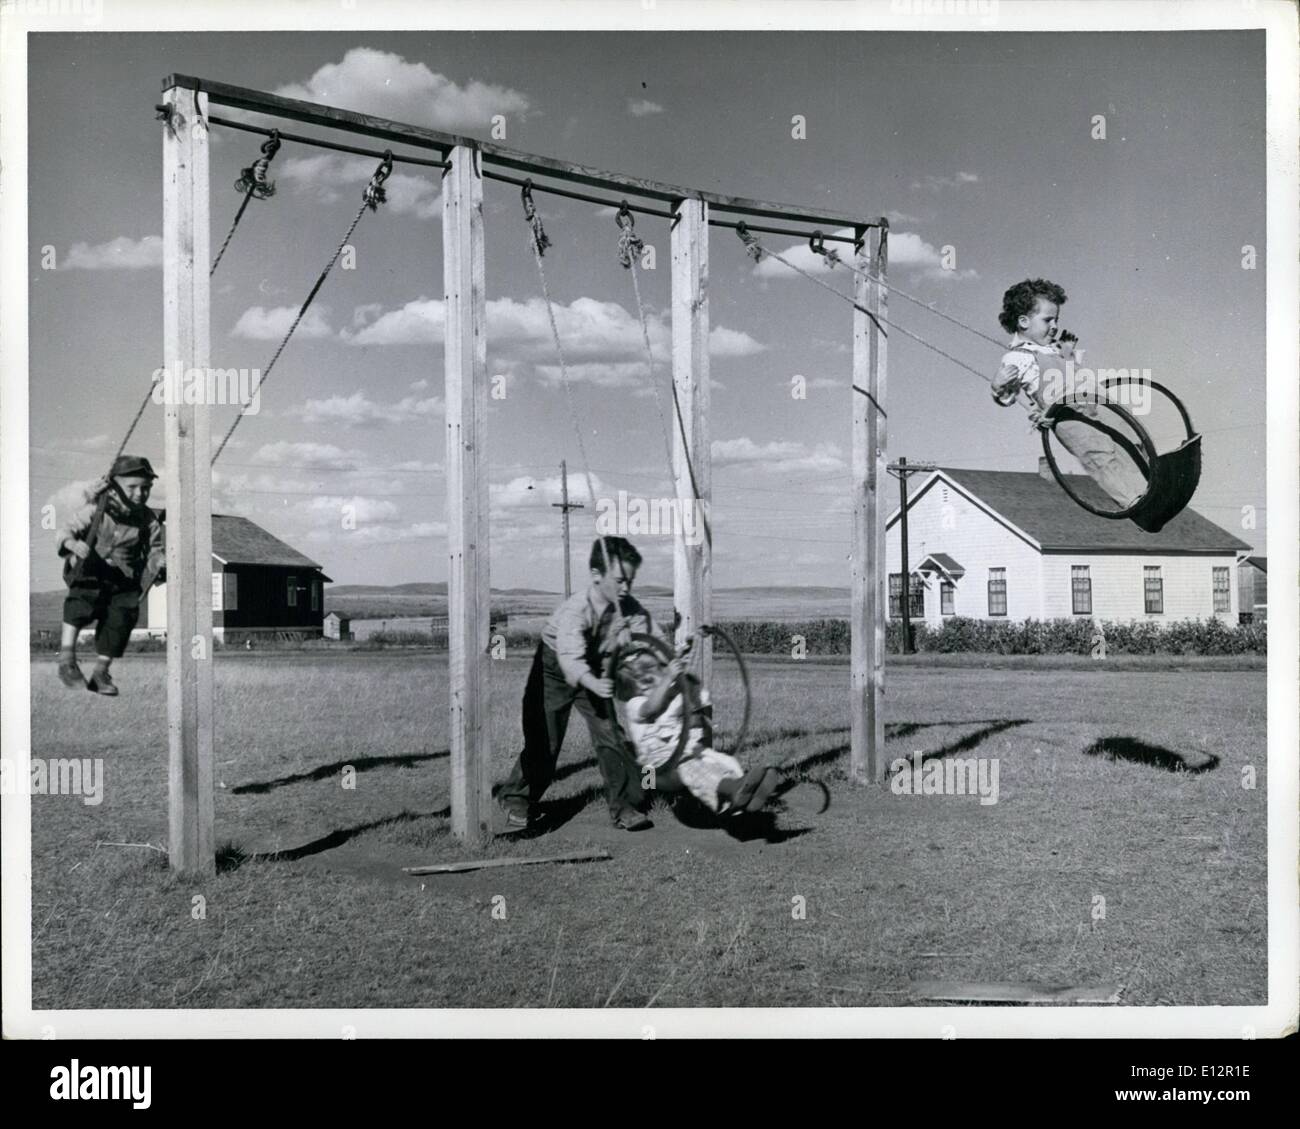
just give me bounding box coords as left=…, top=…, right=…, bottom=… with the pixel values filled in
left=605, top=633, right=696, bottom=792
left=1040, top=377, right=1202, bottom=534
left=604, top=626, right=753, bottom=793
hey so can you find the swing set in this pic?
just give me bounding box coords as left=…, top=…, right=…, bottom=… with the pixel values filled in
left=150, top=73, right=1200, bottom=874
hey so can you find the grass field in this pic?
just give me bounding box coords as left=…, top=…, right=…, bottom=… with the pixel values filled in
left=27, top=650, right=1266, bottom=1010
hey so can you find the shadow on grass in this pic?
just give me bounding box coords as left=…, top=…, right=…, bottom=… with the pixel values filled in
left=772, top=720, right=1034, bottom=781
left=666, top=792, right=816, bottom=844
left=1084, top=736, right=1220, bottom=774
left=230, top=750, right=449, bottom=795
left=222, top=808, right=452, bottom=868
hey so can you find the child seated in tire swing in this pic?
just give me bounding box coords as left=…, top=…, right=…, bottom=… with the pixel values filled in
left=612, top=642, right=778, bottom=817
left=990, top=278, right=1148, bottom=510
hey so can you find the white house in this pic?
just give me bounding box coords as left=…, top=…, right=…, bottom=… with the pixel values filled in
left=886, top=461, right=1252, bottom=625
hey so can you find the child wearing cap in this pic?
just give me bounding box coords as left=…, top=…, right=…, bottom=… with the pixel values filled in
left=55, top=455, right=166, bottom=695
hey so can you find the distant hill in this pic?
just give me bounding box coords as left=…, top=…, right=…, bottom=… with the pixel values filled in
left=30, top=582, right=853, bottom=633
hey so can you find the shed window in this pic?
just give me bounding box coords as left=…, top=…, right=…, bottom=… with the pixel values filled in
left=287, top=575, right=298, bottom=608
left=940, top=580, right=955, bottom=616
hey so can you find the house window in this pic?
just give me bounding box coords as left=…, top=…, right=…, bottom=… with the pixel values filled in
left=1212, top=567, right=1230, bottom=613
left=311, top=578, right=320, bottom=612
left=987, top=568, right=1007, bottom=616
left=1144, top=566, right=1163, bottom=614
left=287, top=575, right=298, bottom=608
left=940, top=580, right=955, bottom=616
left=1071, top=566, right=1092, bottom=615
left=225, top=572, right=238, bottom=612
left=889, top=573, right=923, bottom=618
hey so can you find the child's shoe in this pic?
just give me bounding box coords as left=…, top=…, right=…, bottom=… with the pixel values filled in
left=612, top=808, right=653, bottom=831
left=87, top=670, right=119, bottom=696
left=57, top=657, right=85, bottom=689
left=500, top=800, right=531, bottom=833
left=731, top=766, right=779, bottom=813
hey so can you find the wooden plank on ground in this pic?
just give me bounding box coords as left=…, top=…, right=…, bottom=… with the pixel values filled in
left=909, top=980, right=1124, bottom=1004
left=403, top=849, right=612, bottom=876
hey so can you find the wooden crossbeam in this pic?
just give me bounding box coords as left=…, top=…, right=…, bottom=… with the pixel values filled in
left=162, top=74, right=882, bottom=230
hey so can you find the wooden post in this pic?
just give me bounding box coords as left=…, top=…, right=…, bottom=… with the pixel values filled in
left=851, top=222, right=888, bottom=783
left=670, top=197, right=711, bottom=682
left=443, top=145, right=491, bottom=844
left=162, top=83, right=215, bottom=874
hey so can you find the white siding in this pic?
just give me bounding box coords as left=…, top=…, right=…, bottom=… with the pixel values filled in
left=886, top=473, right=1242, bottom=625
left=1041, top=554, right=1239, bottom=621
left=886, top=478, right=1044, bottom=626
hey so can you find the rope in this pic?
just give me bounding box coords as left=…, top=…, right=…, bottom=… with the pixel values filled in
left=520, top=180, right=612, bottom=582
left=211, top=152, right=393, bottom=465
left=615, top=204, right=713, bottom=550
left=210, top=131, right=282, bottom=275
left=736, top=225, right=1002, bottom=391
left=806, top=230, right=1008, bottom=353
left=112, top=131, right=284, bottom=464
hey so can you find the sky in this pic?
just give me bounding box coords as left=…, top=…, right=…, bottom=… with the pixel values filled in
left=26, top=29, right=1266, bottom=591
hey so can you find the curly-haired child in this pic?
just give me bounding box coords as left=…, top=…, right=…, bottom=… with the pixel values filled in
left=991, top=279, right=1147, bottom=509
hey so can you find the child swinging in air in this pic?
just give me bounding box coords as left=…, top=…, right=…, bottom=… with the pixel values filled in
left=55, top=455, right=166, bottom=696
left=613, top=644, right=778, bottom=818
left=990, top=279, right=1148, bottom=510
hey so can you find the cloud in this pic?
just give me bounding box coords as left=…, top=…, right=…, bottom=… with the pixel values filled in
left=409, top=379, right=429, bottom=392
left=911, top=171, right=980, bottom=192
left=888, top=231, right=979, bottom=282
left=275, top=48, right=529, bottom=133
left=301, top=495, right=401, bottom=523
left=70, top=434, right=110, bottom=451
left=296, top=390, right=444, bottom=428
left=343, top=298, right=444, bottom=346
left=886, top=209, right=922, bottom=224
left=324, top=520, right=448, bottom=545
left=711, top=437, right=846, bottom=474
left=279, top=153, right=440, bottom=218
left=62, top=235, right=162, bottom=271
left=492, top=472, right=607, bottom=512
left=231, top=305, right=334, bottom=340
left=249, top=441, right=365, bottom=471
left=628, top=99, right=664, bottom=117
left=752, top=226, right=976, bottom=283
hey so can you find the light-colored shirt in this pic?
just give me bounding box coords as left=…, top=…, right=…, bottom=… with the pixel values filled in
left=993, top=333, right=1060, bottom=405
left=542, top=586, right=659, bottom=687
left=620, top=689, right=712, bottom=769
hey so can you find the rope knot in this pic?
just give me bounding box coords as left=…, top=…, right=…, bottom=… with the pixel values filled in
left=522, top=179, right=551, bottom=257
left=362, top=152, right=393, bottom=211
left=234, top=130, right=281, bottom=199
left=810, top=230, right=842, bottom=270
left=615, top=202, right=644, bottom=269
left=735, top=222, right=763, bottom=263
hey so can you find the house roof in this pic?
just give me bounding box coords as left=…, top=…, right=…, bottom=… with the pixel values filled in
left=892, top=468, right=1252, bottom=554
left=1243, top=555, right=1267, bottom=572
left=152, top=510, right=326, bottom=570
left=917, top=553, right=966, bottom=580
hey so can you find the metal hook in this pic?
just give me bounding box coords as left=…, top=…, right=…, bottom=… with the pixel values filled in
left=810, top=230, right=827, bottom=257
left=615, top=200, right=635, bottom=230
left=521, top=178, right=537, bottom=217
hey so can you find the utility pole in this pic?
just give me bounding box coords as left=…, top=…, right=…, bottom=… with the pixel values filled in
left=552, top=460, right=584, bottom=597
left=886, top=458, right=936, bottom=654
